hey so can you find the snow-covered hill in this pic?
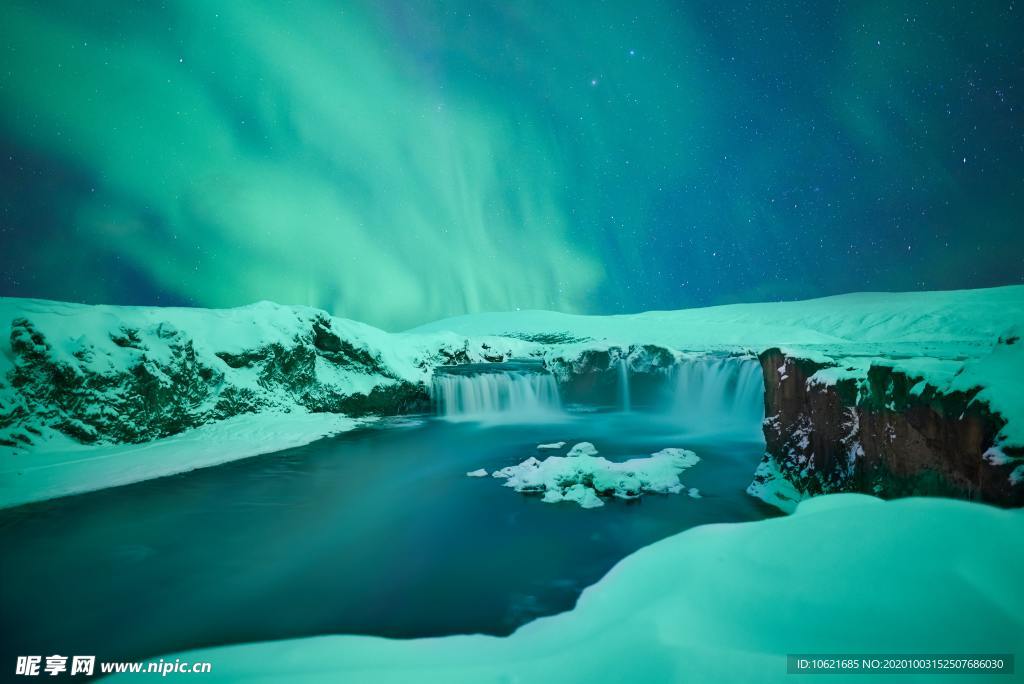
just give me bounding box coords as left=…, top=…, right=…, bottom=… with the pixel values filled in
left=0, top=298, right=538, bottom=450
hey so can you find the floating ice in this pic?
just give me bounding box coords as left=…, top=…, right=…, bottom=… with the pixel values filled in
left=465, top=469, right=488, bottom=478
left=484, top=442, right=700, bottom=508
left=537, top=441, right=566, bottom=450
left=566, top=442, right=598, bottom=457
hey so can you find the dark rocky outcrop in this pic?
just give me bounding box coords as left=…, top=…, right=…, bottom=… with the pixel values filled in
left=755, top=347, right=1023, bottom=507
left=545, top=344, right=677, bottom=407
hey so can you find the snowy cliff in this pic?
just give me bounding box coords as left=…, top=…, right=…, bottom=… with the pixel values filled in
left=0, top=298, right=539, bottom=451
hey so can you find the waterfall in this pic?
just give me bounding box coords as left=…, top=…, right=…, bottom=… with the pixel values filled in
left=432, top=367, right=563, bottom=422
left=670, top=357, right=764, bottom=434
left=618, top=359, right=631, bottom=412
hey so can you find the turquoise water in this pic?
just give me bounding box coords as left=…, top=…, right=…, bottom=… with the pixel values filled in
left=0, top=410, right=775, bottom=663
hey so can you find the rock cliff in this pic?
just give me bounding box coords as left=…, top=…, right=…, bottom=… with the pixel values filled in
left=753, top=342, right=1023, bottom=507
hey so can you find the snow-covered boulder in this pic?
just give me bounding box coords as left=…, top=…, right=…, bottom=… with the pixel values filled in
left=487, top=443, right=700, bottom=508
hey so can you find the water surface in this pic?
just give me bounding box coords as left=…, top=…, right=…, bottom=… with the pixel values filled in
left=0, top=410, right=775, bottom=663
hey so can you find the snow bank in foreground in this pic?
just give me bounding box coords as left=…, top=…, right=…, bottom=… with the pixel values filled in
left=131, top=496, right=1024, bottom=683
left=486, top=443, right=699, bottom=508
left=0, top=412, right=364, bottom=509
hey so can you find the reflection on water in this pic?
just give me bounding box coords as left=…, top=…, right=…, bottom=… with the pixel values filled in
left=0, top=410, right=776, bottom=664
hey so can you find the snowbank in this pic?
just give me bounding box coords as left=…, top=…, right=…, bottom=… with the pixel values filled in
left=0, top=411, right=364, bottom=509
left=129, top=495, right=1024, bottom=683
left=487, top=443, right=700, bottom=508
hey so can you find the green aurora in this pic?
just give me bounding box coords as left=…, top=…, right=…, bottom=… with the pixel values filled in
left=1, top=1, right=1021, bottom=328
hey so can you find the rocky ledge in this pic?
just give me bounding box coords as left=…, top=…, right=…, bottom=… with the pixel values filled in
left=752, top=340, right=1023, bottom=508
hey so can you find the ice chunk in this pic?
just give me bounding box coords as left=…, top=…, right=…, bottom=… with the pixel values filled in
left=566, top=442, right=598, bottom=457
left=537, top=441, right=566, bottom=450
left=490, top=446, right=700, bottom=508
left=650, top=447, right=700, bottom=468
left=491, top=456, right=541, bottom=479
left=465, top=469, right=488, bottom=478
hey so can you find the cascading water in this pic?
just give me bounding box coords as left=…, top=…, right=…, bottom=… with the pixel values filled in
left=618, top=358, right=631, bottom=412
left=669, top=356, right=764, bottom=435
left=432, top=362, right=563, bottom=422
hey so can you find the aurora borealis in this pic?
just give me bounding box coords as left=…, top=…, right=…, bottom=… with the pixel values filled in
left=1, top=1, right=1022, bottom=329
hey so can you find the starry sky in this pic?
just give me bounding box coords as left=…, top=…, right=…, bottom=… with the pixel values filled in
left=1, top=1, right=1022, bottom=330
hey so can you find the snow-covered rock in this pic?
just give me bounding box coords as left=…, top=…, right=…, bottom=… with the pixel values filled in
left=565, top=441, right=598, bottom=457
left=756, top=343, right=1024, bottom=507
left=484, top=443, right=700, bottom=508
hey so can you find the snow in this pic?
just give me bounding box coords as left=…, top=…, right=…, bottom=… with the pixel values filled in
left=950, top=333, right=1024, bottom=448
left=413, top=286, right=1024, bottom=350
left=566, top=441, right=598, bottom=457
left=465, top=468, right=488, bottom=478
left=0, top=411, right=364, bottom=509
left=135, top=495, right=1024, bottom=683
left=485, top=443, right=700, bottom=508
left=746, top=455, right=806, bottom=513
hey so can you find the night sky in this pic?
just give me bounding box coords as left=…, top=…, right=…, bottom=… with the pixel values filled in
left=1, top=1, right=1022, bottom=330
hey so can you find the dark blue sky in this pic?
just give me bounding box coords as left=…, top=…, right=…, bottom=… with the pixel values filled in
left=1, top=0, right=1022, bottom=328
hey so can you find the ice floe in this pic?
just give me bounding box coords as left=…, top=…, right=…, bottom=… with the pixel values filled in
left=486, top=442, right=699, bottom=508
